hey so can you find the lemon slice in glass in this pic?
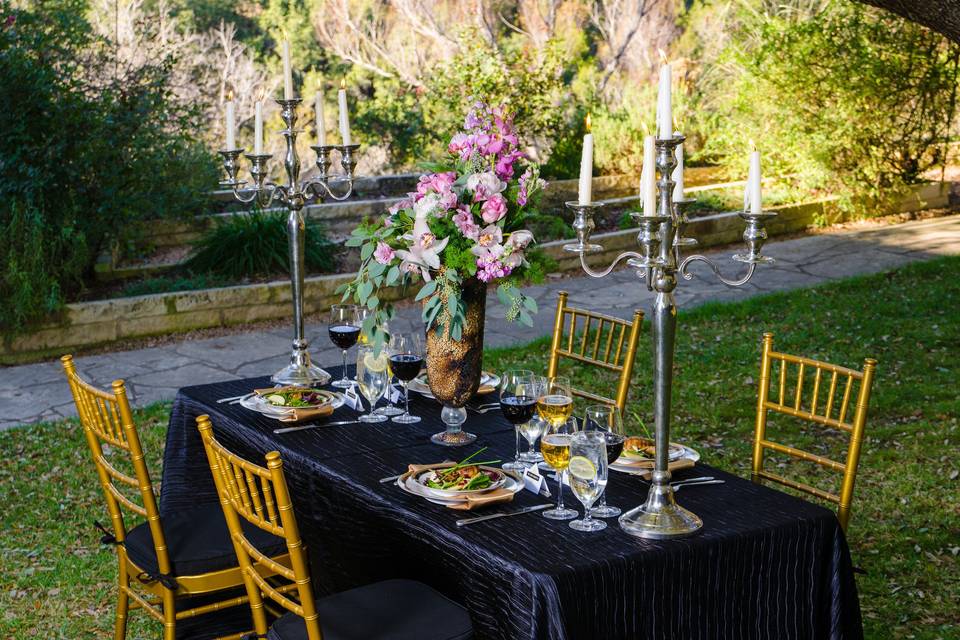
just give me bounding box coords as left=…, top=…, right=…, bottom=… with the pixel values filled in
left=568, top=455, right=597, bottom=481
left=363, top=352, right=388, bottom=373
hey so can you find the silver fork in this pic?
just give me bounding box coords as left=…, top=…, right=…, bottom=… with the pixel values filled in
left=672, top=480, right=725, bottom=492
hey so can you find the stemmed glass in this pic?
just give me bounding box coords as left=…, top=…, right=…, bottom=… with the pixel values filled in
left=540, top=416, right=580, bottom=520
left=583, top=404, right=625, bottom=518
left=355, top=345, right=389, bottom=423
left=388, top=332, right=425, bottom=424
left=498, top=370, right=536, bottom=472
left=329, top=305, right=360, bottom=389
left=536, top=376, right=573, bottom=470
left=373, top=323, right=404, bottom=417
left=568, top=430, right=609, bottom=532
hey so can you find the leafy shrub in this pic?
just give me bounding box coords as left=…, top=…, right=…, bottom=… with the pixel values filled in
left=185, top=209, right=337, bottom=279
left=694, top=2, right=960, bottom=213
left=0, top=0, right=217, bottom=334
left=356, top=31, right=570, bottom=170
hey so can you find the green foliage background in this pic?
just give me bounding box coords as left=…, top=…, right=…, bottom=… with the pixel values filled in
left=0, top=0, right=218, bottom=334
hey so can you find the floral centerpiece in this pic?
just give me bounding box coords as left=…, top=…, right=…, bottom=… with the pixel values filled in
left=338, top=101, right=546, bottom=425
left=339, top=101, right=546, bottom=346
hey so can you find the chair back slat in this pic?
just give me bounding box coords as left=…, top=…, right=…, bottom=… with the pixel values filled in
left=546, top=291, right=644, bottom=413
left=197, top=416, right=323, bottom=640
left=751, top=334, right=877, bottom=531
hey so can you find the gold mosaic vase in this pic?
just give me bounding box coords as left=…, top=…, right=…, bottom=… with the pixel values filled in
left=424, top=276, right=486, bottom=408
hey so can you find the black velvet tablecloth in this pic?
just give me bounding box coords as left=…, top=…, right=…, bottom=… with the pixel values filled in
left=160, top=368, right=863, bottom=640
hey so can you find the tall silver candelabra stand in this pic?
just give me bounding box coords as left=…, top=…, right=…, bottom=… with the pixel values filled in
left=218, top=98, right=360, bottom=386
left=567, top=134, right=777, bottom=539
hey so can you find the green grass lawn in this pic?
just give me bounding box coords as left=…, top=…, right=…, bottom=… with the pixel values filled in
left=2, top=256, right=958, bottom=639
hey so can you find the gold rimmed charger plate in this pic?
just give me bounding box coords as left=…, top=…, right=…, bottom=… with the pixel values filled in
left=408, top=372, right=501, bottom=399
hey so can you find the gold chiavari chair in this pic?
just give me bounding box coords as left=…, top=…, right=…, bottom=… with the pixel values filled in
left=546, top=290, right=644, bottom=413
left=196, top=414, right=474, bottom=640
left=751, top=333, right=878, bottom=532
left=60, top=355, right=291, bottom=640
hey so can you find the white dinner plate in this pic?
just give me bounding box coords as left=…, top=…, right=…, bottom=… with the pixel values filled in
left=397, top=470, right=522, bottom=506
left=609, top=444, right=701, bottom=475
left=408, top=372, right=501, bottom=399
left=413, top=466, right=508, bottom=499
left=239, top=392, right=345, bottom=419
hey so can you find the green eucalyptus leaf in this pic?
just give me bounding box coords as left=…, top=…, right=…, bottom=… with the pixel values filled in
left=358, top=280, right=373, bottom=303
left=386, top=265, right=400, bottom=285
left=415, top=281, right=438, bottom=301
left=360, top=242, right=375, bottom=261
left=522, top=296, right=538, bottom=313
left=367, top=295, right=379, bottom=310
left=368, top=261, right=386, bottom=277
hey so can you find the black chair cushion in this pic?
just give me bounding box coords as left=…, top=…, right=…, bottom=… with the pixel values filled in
left=125, top=505, right=287, bottom=578
left=266, top=579, right=473, bottom=640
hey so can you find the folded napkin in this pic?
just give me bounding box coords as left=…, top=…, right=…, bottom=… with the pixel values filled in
left=614, top=457, right=696, bottom=480
left=476, top=384, right=496, bottom=395
left=254, top=387, right=335, bottom=423
left=402, top=463, right=516, bottom=511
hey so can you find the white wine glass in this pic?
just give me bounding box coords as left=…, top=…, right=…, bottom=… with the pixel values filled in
left=568, top=430, right=608, bottom=532
left=374, top=323, right=404, bottom=417
left=540, top=416, right=579, bottom=520
left=356, top=345, right=389, bottom=423
left=583, top=404, right=624, bottom=518
left=520, top=376, right=548, bottom=464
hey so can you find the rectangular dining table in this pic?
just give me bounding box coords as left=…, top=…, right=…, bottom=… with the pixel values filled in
left=160, top=368, right=863, bottom=640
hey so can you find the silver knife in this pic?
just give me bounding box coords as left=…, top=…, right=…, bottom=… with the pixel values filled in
left=273, top=420, right=361, bottom=434
left=455, top=503, right=552, bottom=527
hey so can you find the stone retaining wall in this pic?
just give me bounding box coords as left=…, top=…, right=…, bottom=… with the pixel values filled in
left=1, top=182, right=951, bottom=364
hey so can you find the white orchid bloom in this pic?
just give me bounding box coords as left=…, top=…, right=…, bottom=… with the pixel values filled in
left=466, top=171, right=507, bottom=201
left=395, top=217, right=449, bottom=281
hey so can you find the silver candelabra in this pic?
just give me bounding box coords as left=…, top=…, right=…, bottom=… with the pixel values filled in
left=567, top=134, right=776, bottom=539
left=219, top=98, right=360, bottom=386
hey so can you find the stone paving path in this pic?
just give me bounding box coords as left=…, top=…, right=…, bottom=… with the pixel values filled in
left=2, top=215, right=958, bottom=430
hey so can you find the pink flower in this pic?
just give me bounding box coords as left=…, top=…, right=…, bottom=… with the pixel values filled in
left=480, top=194, right=508, bottom=223
left=388, top=198, right=412, bottom=215
left=475, top=254, right=512, bottom=283
left=475, top=224, right=503, bottom=249
left=495, top=149, right=524, bottom=181
left=438, top=189, right=459, bottom=210
left=467, top=171, right=506, bottom=202
left=395, top=218, right=449, bottom=281
left=505, top=229, right=534, bottom=251
left=373, top=241, right=395, bottom=265
left=453, top=209, right=480, bottom=241
left=415, top=171, right=456, bottom=200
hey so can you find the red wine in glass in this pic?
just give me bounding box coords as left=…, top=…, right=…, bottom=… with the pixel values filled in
left=604, top=433, right=625, bottom=464
left=389, top=353, right=424, bottom=382
left=329, top=324, right=361, bottom=350
left=500, top=395, right=537, bottom=425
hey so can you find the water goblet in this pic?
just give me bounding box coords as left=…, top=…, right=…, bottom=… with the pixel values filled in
left=568, top=430, right=609, bottom=532
left=356, top=345, right=389, bottom=423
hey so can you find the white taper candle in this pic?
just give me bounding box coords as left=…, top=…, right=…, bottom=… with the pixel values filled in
left=254, top=100, right=263, bottom=155
left=672, top=131, right=684, bottom=201
left=656, top=58, right=672, bottom=139
left=282, top=40, right=294, bottom=100
left=748, top=147, right=762, bottom=214
left=315, top=90, right=327, bottom=147
left=641, top=135, right=656, bottom=214
left=578, top=115, right=594, bottom=205
left=338, top=79, right=351, bottom=146
left=225, top=99, right=236, bottom=150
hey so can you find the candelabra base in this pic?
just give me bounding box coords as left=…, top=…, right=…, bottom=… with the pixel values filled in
left=271, top=361, right=332, bottom=387
left=618, top=481, right=703, bottom=539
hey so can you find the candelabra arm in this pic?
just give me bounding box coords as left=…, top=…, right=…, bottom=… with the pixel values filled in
left=678, top=254, right=758, bottom=287
left=577, top=249, right=646, bottom=279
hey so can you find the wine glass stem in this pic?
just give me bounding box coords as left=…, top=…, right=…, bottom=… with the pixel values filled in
left=341, top=349, right=348, bottom=383
left=403, top=382, right=410, bottom=416
left=514, top=427, right=521, bottom=463
left=556, top=471, right=565, bottom=510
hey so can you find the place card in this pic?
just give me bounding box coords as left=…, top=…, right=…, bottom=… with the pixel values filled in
left=522, top=466, right=548, bottom=495
left=342, top=386, right=362, bottom=411
left=387, top=384, right=402, bottom=403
